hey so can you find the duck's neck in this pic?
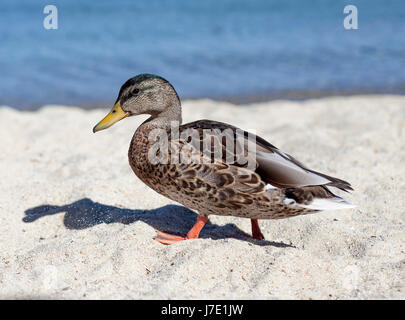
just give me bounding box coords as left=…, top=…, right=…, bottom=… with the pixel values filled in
left=129, top=102, right=182, bottom=175
left=142, top=102, right=182, bottom=130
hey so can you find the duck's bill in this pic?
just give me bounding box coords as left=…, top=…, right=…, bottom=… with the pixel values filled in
left=93, top=101, right=129, bottom=133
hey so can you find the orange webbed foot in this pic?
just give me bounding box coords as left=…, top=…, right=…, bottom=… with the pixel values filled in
left=154, top=216, right=208, bottom=245
left=154, top=231, right=187, bottom=245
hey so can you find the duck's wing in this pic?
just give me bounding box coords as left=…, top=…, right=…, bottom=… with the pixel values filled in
left=178, top=120, right=353, bottom=192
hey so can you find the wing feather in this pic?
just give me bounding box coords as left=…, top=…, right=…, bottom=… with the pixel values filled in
left=177, top=120, right=353, bottom=192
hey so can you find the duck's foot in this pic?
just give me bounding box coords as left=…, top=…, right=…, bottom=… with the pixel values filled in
left=154, top=216, right=208, bottom=245
left=251, top=219, right=265, bottom=240
left=154, top=231, right=187, bottom=245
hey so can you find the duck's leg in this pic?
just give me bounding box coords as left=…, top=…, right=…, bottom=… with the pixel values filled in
left=251, top=219, right=265, bottom=240
left=154, top=216, right=208, bottom=245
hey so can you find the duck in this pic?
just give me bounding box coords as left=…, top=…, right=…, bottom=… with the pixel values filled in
left=93, top=73, right=355, bottom=245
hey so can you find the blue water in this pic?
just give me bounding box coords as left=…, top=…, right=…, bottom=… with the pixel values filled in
left=1, top=0, right=405, bottom=108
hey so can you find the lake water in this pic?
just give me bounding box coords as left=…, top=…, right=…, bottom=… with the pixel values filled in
left=1, top=0, right=405, bottom=109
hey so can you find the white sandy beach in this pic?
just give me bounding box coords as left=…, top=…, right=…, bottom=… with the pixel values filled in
left=0, top=95, right=404, bottom=299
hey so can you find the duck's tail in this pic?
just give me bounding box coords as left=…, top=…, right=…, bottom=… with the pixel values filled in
left=297, top=196, right=356, bottom=211
left=283, top=185, right=356, bottom=211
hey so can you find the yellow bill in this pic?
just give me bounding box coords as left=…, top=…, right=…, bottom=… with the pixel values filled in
left=93, top=101, right=129, bottom=133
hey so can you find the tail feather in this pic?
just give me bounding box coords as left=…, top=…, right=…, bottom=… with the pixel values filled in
left=298, top=196, right=356, bottom=211
left=307, top=169, right=353, bottom=192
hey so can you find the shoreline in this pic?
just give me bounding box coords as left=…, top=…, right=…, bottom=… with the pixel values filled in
left=3, top=89, right=405, bottom=111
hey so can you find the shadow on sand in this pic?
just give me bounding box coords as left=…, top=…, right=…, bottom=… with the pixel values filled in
left=23, top=198, right=294, bottom=247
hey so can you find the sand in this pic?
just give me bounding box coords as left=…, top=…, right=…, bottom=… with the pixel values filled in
left=0, top=95, right=404, bottom=299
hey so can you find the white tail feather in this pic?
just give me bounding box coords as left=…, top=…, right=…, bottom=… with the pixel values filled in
left=265, top=183, right=277, bottom=190
left=299, top=197, right=356, bottom=211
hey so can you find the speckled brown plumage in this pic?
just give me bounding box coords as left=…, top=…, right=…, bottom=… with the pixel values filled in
left=129, top=120, right=321, bottom=220
left=94, top=74, right=355, bottom=244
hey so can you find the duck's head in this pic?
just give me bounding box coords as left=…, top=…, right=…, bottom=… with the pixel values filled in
left=93, top=74, right=180, bottom=133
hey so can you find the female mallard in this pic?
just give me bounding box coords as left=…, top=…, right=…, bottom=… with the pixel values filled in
left=93, top=74, right=355, bottom=245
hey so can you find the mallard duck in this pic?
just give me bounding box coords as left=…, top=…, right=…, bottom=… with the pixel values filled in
left=93, top=74, right=355, bottom=245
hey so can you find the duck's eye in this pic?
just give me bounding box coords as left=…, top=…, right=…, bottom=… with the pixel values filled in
left=132, top=88, right=140, bottom=95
